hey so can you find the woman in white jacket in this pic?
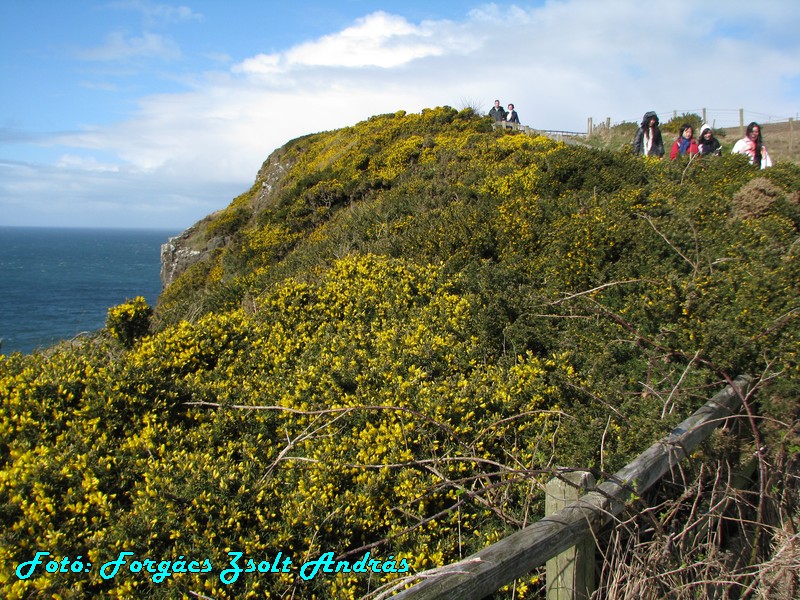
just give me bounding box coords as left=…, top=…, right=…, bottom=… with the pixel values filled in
left=732, top=122, right=772, bottom=168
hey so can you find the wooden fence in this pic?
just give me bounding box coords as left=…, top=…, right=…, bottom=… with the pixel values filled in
left=389, top=375, right=752, bottom=599
left=589, top=109, right=795, bottom=142
left=494, top=108, right=796, bottom=147
left=491, top=121, right=586, bottom=139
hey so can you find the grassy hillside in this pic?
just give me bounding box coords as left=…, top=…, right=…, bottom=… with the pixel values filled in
left=2, top=107, right=799, bottom=599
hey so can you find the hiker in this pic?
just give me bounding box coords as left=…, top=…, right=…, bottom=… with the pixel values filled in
left=632, top=111, right=665, bottom=158
left=489, top=100, right=507, bottom=122
left=506, top=104, right=520, bottom=124
left=732, top=122, right=772, bottom=168
left=670, top=124, right=699, bottom=160
left=697, top=124, right=722, bottom=156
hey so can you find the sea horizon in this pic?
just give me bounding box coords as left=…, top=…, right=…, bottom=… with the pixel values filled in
left=0, top=225, right=181, bottom=355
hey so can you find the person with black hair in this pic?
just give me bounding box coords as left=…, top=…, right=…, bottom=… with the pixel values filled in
left=697, top=124, right=722, bottom=156
left=732, top=122, right=772, bottom=168
left=670, top=124, right=699, bottom=160
left=506, top=103, right=520, bottom=124
left=632, top=111, right=664, bottom=157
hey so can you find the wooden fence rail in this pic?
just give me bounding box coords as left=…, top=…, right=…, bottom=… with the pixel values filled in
left=589, top=109, right=797, bottom=136
left=490, top=122, right=586, bottom=138
left=390, top=375, right=752, bottom=599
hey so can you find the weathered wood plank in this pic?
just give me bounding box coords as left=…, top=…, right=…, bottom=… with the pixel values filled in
left=391, top=375, right=751, bottom=599
left=546, top=471, right=596, bottom=600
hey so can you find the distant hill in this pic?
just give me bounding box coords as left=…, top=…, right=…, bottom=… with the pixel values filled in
left=2, top=107, right=799, bottom=599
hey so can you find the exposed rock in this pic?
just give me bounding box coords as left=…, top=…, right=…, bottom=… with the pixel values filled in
left=159, top=141, right=300, bottom=291
left=252, top=143, right=298, bottom=212
left=160, top=225, right=206, bottom=289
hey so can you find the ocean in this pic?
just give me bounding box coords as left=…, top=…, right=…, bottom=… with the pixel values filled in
left=0, top=227, right=180, bottom=355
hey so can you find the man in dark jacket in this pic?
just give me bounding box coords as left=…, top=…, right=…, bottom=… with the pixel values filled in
left=632, top=111, right=665, bottom=157
left=489, top=99, right=507, bottom=122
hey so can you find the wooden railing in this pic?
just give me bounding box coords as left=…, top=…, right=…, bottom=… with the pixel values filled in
left=490, top=121, right=586, bottom=139
left=589, top=110, right=795, bottom=143
left=494, top=108, right=796, bottom=143
left=389, top=375, right=752, bottom=599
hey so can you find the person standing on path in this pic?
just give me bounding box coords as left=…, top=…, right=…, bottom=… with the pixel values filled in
left=732, top=122, right=772, bottom=168
left=506, top=103, right=520, bottom=124
left=489, top=99, right=507, bottom=122
left=632, top=111, right=665, bottom=158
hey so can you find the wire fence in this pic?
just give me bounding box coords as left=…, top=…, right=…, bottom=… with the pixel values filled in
left=590, top=108, right=798, bottom=134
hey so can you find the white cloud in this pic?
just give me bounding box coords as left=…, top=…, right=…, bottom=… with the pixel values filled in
left=3, top=1, right=799, bottom=229
left=75, top=31, right=182, bottom=61
left=232, top=53, right=282, bottom=76
left=80, top=80, right=123, bottom=92
left=284, top=12, right=445, bottom=68
left=143, top=3, right=202, bottom=25
left=108, top=0, right=204, bottom=26
left=231, top=11, right=476, bottom=74
left=0, top=158, right=232, bottom=228
left=55, top=154, right=120, bottom=172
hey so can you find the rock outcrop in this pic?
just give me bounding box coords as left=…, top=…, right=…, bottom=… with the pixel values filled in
left=159, top=224, right=207, bottom=289
left=159, top=142, right=300, bottom=290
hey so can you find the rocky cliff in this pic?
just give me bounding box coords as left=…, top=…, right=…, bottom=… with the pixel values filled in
left=159, top=142, right=298, bottom=289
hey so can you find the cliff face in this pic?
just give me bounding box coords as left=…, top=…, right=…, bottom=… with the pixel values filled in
left=159, top=143, right=298, bottom=289
left=156, top=109, right=482, bottom=298
left=159, top=224, right=209, bottom=289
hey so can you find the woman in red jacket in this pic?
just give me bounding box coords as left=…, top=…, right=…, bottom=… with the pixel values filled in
left=670, top=124, right=699, bottom=160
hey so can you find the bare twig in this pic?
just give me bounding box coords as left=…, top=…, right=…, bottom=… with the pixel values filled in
left=548, top=279, right=644, bottom=305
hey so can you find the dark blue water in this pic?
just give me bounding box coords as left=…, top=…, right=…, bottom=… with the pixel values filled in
left=0, top=227, right=179, bottom=355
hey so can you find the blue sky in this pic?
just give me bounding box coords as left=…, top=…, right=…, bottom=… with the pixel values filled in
left=1, top=0, right=798, bottom=230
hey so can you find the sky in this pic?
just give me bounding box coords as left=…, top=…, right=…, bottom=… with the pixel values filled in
left=1, top=1, right=798, bottom=230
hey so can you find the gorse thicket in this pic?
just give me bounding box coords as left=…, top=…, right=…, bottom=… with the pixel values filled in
left=1, top=107, right=798, bottom=599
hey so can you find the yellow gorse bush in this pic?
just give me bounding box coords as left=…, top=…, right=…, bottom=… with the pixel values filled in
left=1, top=253, right=578, bottom=598
left=2, top=107, right=799, bottom=598
left=106, top=296, right=152, bottom=348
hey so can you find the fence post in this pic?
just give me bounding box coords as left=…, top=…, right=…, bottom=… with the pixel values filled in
left=546, top=471, right=596, bottom=600
left=740, top=108, right=745, bottom=137
left=587, top=117, right=593, bottom=137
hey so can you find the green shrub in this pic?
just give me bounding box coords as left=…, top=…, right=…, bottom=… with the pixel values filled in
left=662, top=112, right=703, bottom=135
left=206, top=206, right=252, bottom=239
left=106, top=296, right=153, bottom=347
